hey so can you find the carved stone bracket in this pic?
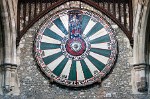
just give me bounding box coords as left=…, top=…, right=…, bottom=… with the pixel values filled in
left=0, top=63, right=17, bottom=93
left=136, top=77, right=148, bottom=92
left=133, top=63, right=148, bottom=92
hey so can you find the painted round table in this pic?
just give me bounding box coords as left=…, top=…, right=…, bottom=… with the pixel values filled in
left=34, top=9, right=117, bottom=87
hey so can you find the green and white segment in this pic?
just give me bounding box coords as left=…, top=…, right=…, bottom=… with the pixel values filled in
left=35, top=9, right=117, bottom=87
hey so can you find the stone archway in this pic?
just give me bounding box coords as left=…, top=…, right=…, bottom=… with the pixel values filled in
left=132, top=0, right=150, bottom=94
left=145, top=8, right=150, bottom=94
left=0, top=0, right=19, bottom=96
left=15, top=1, right=134, bottom=98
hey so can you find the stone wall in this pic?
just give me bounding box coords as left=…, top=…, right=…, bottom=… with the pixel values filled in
left=2, top=1, right=149, bottom=99
left=16, top=27, right=133, bottom=98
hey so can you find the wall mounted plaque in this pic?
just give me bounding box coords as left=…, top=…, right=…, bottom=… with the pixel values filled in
left=34, top=9, right=117, bottom=87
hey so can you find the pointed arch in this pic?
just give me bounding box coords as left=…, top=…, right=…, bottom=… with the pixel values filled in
left=17, top=0, right=133, bottom=46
